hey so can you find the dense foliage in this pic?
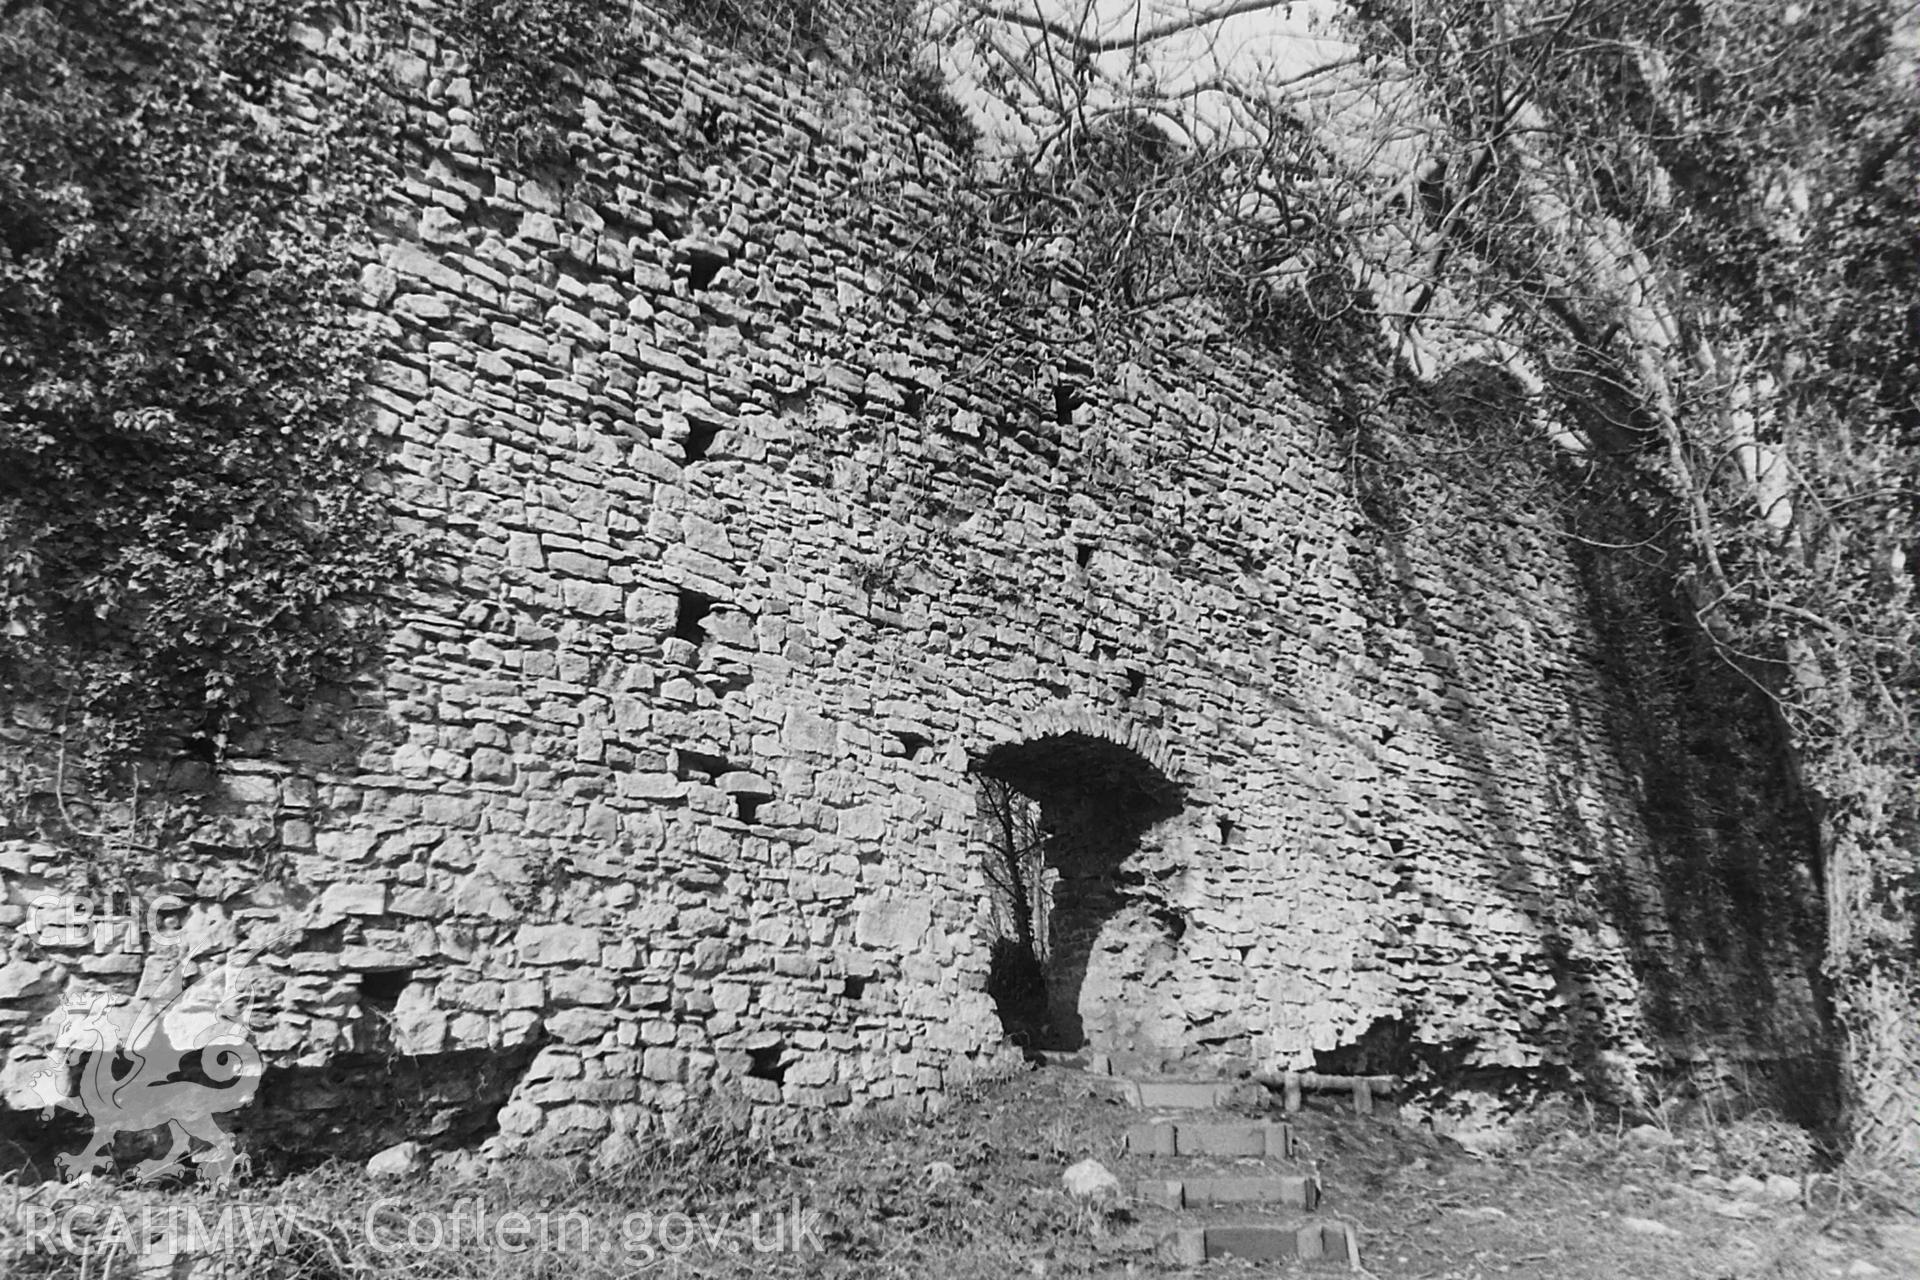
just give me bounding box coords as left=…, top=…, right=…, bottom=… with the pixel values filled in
left=0, top=0, right=406, bottom=768
left=443, top=0, right=632, bottom=167
left=443, top=0, right=924, bottom=168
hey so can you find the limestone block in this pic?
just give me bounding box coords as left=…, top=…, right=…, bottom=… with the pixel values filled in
left=623, top=773, right=687, bottom=801
left=681, top=512, right=735, bottom=559
left=717, top=771, right=774, bottom=799
left=530, top=1054, right=588, bottom=1093
left=516, top=923, right=601, bottom=965
left=550, top=971, right=617, bottom=1006
left=394, top=1008, right=449, bottom=1055
left=785, top=1056, right=836, bottom=1087
left=549, top=549, right=611, bottom=580
left=497, top=1100, right=543, bottom=1137
left=854, top=896, right=930, bottom=951
left=549, top=1008, right=616, bottom=1043
left=390, top=888, right=449, bottom=918
left=316, top=884, right=388, bottom=918
left=641, top=1046, right=686, bottom=1082
left=368, top=1141, right=427, bottom=1179
left=341, top=948, right=412, bottom=971
left=1062, top=1158, right=1122, bottom=1203
left=0, top=959, right=55, bottom=1000
left=836, top=804, right=886, bottom=840
left=360, top=263, right=397, bottom=307
left=391, top=244, right=463, bottom=293
left=470, top=748, right=513, bottom=783
left=783, top=707, right=837, bottom=753
left=451, top=877, right=516, bottom=921
left=547, top=1103, right=611, bottom=1135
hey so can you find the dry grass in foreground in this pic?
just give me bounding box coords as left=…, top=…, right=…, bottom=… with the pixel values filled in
left=3, top=1066, right=1917, bottom=1279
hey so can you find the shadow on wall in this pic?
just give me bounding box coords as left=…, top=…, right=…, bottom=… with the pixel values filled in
left=1247, top=278, right=1832, bottom=1121
left=972, top=732, right=1184, bottom=1052
left=1335, top=342, right=1835, bottom=1126
left=1560, top=510, right=1839, bottom=1130
left=0, top=676, right=421, bottom=1178
left=236, top=1041, right=546, bottom=1176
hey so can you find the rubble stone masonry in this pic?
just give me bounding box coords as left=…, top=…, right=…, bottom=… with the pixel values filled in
left=0, top=4, right=1825, bottom=1160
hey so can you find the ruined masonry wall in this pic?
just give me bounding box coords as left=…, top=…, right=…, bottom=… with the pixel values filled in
left=0, top=5, right=1821, bottom=1157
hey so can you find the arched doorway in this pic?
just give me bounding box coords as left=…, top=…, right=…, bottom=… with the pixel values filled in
left=973, top=730, right=1184, bottom=1050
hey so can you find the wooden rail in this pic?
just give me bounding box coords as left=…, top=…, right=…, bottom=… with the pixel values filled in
left=1253, top=1070, right=1400, bottom=1116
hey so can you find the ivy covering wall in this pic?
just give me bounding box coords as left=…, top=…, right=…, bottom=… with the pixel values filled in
left=0, top=0, right=408, bottom=778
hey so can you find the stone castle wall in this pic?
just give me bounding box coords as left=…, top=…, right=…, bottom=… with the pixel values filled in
left=0, top=5, right=1825, bottom=1161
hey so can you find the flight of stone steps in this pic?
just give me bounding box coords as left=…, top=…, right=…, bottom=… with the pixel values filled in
left=1044, top=1054, right=1371, bottom=1269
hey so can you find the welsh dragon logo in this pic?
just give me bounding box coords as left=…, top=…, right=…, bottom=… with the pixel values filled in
left=28, top=941, right=270, bottom=1182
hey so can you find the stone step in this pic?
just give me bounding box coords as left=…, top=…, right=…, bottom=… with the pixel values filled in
left=1063, top=1051, right=1252, bottom=1079
left=1103, top=1078, right=1244, bottom=1109
left=1161, top=1219, right=1356, bottom=1266
left=1137, top=1173, right=1320, bottom=1211
left=1028, top=1048, right=1098, bottom=1070
left=1125, top=1119, right=1296, bottom=1159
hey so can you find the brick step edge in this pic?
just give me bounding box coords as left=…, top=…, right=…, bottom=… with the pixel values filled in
left=1136, top=1174, right=1319, bottom=1211
left=1161, top=1219, right=1357, bottom=1266
left=1125, top=1119, right=1296, bottom=1159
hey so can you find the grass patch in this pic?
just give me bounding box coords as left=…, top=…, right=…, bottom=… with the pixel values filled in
left=3, top=1067, right=1917, bottom=1278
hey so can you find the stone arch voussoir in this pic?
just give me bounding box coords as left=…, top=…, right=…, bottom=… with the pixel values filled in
left=971, top=703, right=1180, bottom=788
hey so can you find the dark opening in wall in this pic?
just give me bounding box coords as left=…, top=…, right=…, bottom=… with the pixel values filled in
left=684, top=419, right=721, bottom=462
left=686, top=246, right=730, bottom=292
left=1216, top=816, right=1236, bottom=845
left=1053, top=382, right=1082, bottom=426
left=842, top=976, right=868, bottom=1001
left=172, top=700, right=234, bottom=767
left=1150, top=904, right=1189, bottom=944
left=151, top=897, right=190, bottom=937
left=1124, top=667, right=1146, bottom=699
left=772, top=385, right=811, bottom=416
left=239, top=1042, right=542, bottom=1177
left=359, top=970, right=410, bottom=1013
left=672, top=747, right=734, bottom=781
left=745, top=1042, right=786, bottom=1084
left=1075, top=542, right=1094, bottom=569
left=902, top=388, right=928, bottom=419
left=734, top=794, right=765, bottom=822
left=974, top=733, right=1184, bottom=1051
left=892, top=730, right=934, bottom=761
left=674, top=590, right=716, bottom=645
left=1312, top=1014, right=1415, bottom=1078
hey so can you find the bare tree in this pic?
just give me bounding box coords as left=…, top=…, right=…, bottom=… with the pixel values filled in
left=940, top=0, right=1920, bottom=1179
left=977, top=775, right=1051, bottom=957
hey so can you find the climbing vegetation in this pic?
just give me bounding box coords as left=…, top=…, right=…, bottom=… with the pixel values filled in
left=943, top=0, right=1919, bottom=1177
left=443, top=0, right=927, bottom=169
left=0, top=0, right=409, bottom=771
